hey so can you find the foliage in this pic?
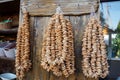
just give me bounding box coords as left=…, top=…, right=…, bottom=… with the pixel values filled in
left=112, top=34, right=120, bottom=57
left=115, top=21, right=120, bottom=32
left=112, top=21, right=120, bottom=58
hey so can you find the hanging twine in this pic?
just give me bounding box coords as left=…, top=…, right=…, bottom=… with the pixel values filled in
left=90, top=4, right=97, bottom=19
left=82, top=13, right=109, bottom=78
left=56, top=5, right=63, bottom=14
left=21, top=2, right=28, bottom=14
left=41, top=6, right=75, bottom=77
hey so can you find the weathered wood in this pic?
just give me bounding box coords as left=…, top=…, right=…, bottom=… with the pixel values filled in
left=23, top=15, right=98, bottom=80
left=22, top=0, right=99, bottom=16
left=24, top=17, right=35, bottom=80
left=19, top=0, right=99, bottom=80
left=27, top=0, right=97, bottom=3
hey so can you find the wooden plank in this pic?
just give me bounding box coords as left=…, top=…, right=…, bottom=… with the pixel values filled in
left=24, top=15, right=99, bottom=80
left=22, top=0, right=99, bottom=16
left=20, top=0, right=100, bottom=80
left=21, top=15, right=51, bottom=80
left=69, top=16, right=86, bottom=80
left=69, top=15, right=98, bottom=80
left=24, top=17, right=35, bottom=80
left=38, top=17, right=50, bottom=80
left=27, top=0, right=97, bottom=3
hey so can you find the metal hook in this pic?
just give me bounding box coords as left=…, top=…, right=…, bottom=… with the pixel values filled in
left=90, top=2, right=95, bottom=13
left=90, top=6, right=95, bottom=16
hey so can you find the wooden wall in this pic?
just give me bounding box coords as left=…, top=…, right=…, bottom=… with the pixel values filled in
left=20, top=0, right=99, bottom=80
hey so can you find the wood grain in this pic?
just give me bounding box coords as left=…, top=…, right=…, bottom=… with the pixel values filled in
left=23, top=15, right=98, bottom=80
left=22, top=0, right=99, bottom=16
left=19, top=0, right=99, bottom=80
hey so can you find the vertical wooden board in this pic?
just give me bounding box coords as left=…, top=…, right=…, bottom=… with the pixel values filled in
left=24, top=15, right=99, bottom=80
left=29, top=17, right=35, bottom=80
left=33, top=17, right=41, bottom=80
left=69, top=15, right=98, bottom=80
left=49, top=72, right=68, bottom=80
left=24, top=17, right=35, bottom=80
left=69, top=16, right=86, bottom=80
left=33, top=17, right=51, bottom=80
left=20, top=0, right=100, bottom=80
left=67, top=74, right=75, bottom=80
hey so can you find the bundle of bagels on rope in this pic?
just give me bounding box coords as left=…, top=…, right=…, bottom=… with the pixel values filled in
left=15, top=11, right=31, bottom=80
left=82, top=13, right=109, bottom=78
left=41, top=6, right=75, bottom=77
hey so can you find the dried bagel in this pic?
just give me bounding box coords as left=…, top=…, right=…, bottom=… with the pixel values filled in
left=16, top=12, right=31, bottom=80
left=82, top=17, right=109, bottom=78
left=41, top=14, right=75, bottom=77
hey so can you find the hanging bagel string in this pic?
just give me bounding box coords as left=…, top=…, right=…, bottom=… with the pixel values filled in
left=82, top=5, right=109, bottom=78
left=41, top=5, right=75, bottom=77
left=15, top=4, right=31, bottom=80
